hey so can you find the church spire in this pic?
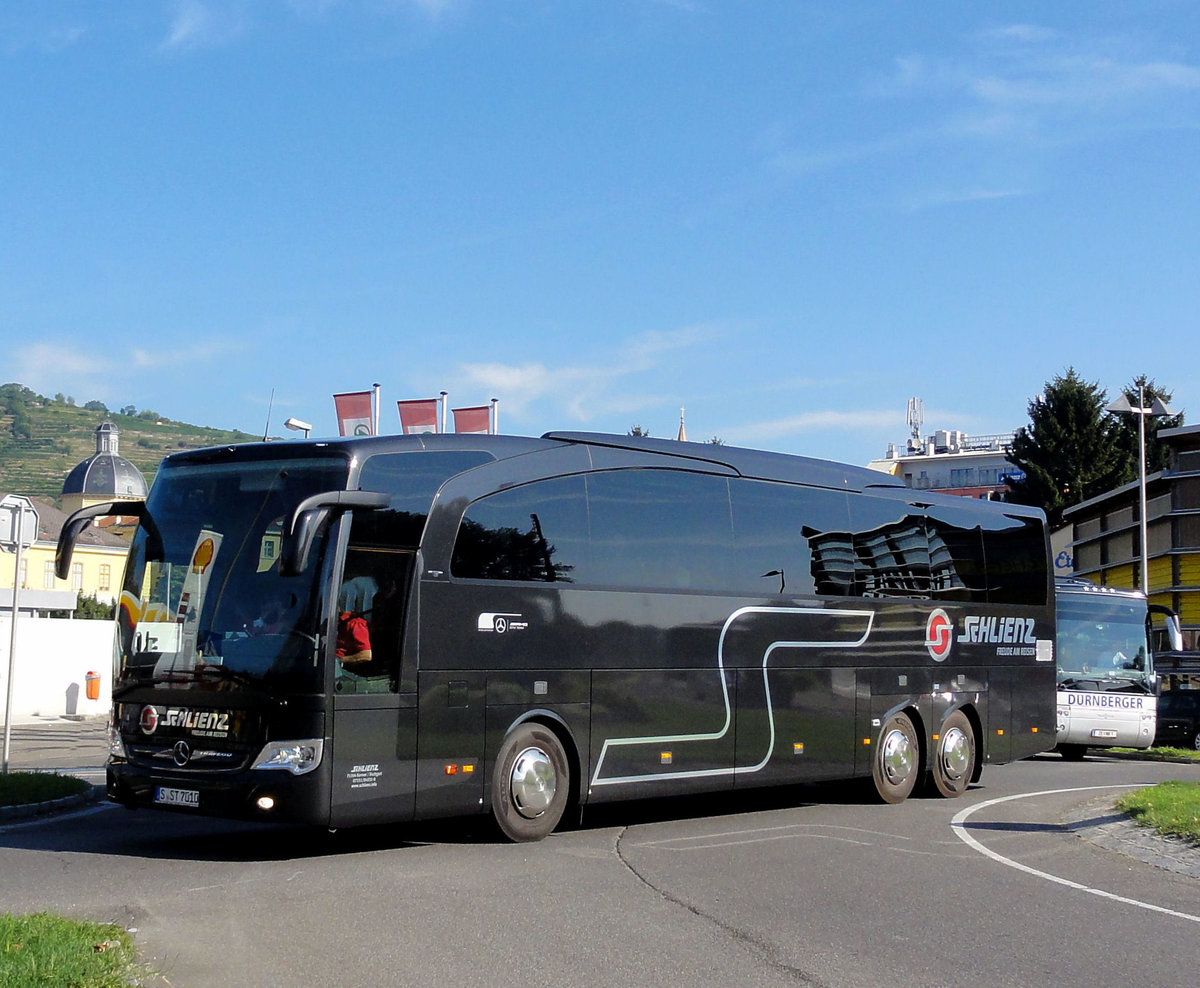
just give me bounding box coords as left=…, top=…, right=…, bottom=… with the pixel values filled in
left=676, top=406, right=687, bottom=442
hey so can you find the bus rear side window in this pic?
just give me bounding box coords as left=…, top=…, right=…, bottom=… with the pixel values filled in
left=982, top=513, right=1048, bottom=606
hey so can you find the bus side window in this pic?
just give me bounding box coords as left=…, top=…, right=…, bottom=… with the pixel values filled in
left=337, top=544, right=413, bottom=691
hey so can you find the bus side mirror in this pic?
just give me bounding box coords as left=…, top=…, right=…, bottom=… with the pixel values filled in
left=1148, top=605, right=1184, bottom=653
left=56, top=500, right=156, bottom=580
left=1167, top=614, right=1184, bottom=653
left=279, top=491, right=390, bottom=577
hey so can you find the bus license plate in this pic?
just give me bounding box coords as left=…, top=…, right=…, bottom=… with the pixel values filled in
left=1091, top=729, right=1118, bottom=739
left=155, top=787, right=200, bottom=808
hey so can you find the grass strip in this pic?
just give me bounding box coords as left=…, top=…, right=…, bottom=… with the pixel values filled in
left=0, top=772, right=90, bottom=808
left=1116, top=780, right=1200, bottom=843
left=1109, top=746, right=1200, bottom=762
left=0, top=912, right=142, bottom=988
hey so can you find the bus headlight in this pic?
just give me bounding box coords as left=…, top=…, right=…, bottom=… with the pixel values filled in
left=252, top=740, right=324, bottom=775
left=108, top=722, right=127, bottom=760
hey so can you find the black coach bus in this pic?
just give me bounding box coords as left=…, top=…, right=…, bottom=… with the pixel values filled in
left=58, top=431, right=1055, bottom=841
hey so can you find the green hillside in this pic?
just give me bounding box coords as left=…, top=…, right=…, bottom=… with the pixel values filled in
left=0, top=383, right=261, bottom=506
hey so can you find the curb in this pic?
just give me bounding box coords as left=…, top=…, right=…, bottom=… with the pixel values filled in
left=1065, top=792, right=1200, bottom=879
left=0, top=785, right=100, bottom=823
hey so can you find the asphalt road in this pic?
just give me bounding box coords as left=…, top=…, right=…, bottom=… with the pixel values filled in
left=2, top=734, right=1198, bottom=987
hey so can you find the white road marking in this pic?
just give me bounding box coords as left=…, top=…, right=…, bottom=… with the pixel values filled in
left=951, top=785, right=1200, bottom=925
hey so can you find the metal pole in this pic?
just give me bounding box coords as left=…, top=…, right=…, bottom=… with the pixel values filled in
left=3, top=534, right=25, bottom=774
left=1138, top=384, right=1149, bottom=597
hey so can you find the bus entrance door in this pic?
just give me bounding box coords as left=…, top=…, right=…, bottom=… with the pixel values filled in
left=328, top=548, right=419, bottom=828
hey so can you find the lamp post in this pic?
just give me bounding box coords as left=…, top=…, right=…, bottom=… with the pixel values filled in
left=1106, top=385, right=1174, bottom=596
left=284, top=417, right=313, bottom=439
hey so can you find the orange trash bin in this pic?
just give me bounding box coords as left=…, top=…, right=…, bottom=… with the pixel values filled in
left=85, top=670, right=100, bottom=701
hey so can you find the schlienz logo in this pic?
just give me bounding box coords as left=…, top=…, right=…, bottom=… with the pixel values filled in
left=962, top=616, right=1036, bottom=646
left=925, top=609, right=954, bottom=661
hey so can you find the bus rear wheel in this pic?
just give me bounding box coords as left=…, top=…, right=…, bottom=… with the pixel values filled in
left=492, top=723, right=571, bottom=842
left=930, top=711, right=975, bottom=798
left=872, top=712, right=919, bottom=804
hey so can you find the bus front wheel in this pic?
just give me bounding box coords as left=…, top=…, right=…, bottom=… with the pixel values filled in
left=492, top=723, right=571, bottom=842
left=872, top=712, right=919, bottom=804
left=930, top=710, right=975, bottom=798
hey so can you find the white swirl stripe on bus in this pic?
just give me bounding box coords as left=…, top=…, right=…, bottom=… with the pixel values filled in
left=589, top=606, right=874, bottom=787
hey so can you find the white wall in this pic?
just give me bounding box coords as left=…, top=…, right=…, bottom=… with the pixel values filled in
left=0, top=616, right=114, bottom=721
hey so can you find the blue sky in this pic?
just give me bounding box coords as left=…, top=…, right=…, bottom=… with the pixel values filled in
left=3, top=1, right=1198, bottom=466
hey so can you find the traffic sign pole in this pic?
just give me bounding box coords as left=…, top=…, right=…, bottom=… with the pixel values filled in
left=2, top=496, right=39, bottom=775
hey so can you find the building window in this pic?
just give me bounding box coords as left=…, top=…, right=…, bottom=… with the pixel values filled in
left=71, top=562, right=83, bottom=591
left=99, top=564, right=111, bottom=592
left=44, top=560, right=56, bottom=589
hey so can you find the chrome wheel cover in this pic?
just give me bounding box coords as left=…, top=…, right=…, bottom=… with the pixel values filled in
left=880, top=727, right=914, bottom=786
left=939, top=726, right=970, bottom=780
left=509, top=746, right=557, bottom=819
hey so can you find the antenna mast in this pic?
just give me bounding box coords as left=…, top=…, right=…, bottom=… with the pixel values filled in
left=906, top=397, right=924, bottom=444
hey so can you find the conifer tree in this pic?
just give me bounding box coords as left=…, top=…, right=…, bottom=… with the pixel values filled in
left=1006, top=369, right=1127, bottom=528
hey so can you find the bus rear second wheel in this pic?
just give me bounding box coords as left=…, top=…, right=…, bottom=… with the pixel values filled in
left=491, top=723, right=571, bottom=842
left=930, top=710, right=975, bottom=798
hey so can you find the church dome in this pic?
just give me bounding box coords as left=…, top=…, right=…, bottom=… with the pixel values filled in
left=62, top=422, right=149, bottom=501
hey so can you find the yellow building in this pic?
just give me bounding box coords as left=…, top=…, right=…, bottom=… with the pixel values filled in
left=1, top=422, right=147, bottom=613
left=1064, top=422, right=1200, bottom=648
left=0, top=498, right=130, bottom=611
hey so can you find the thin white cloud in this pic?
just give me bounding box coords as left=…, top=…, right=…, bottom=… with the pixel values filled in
left=722, top=409, right=902, bottom=446
left=16, top=344, right=116, bottom=382
left=131, top=339, right=244, bottom=369
left=979, top=25, right=1058, bottom=45
left=159, top=0, right=248, bottom=52
left=771, top=23, right=1200, bottom=212
left=903, top=187, right=1030, bottom=212
left=450, top=324, right=723, bottom=424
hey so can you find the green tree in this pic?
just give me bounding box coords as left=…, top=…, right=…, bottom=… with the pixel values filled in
left=1006, top=368, right=1127, bottom=529
left=74, top=593, right=116, bottom=620
left=628, top=425, right=651, bottom=437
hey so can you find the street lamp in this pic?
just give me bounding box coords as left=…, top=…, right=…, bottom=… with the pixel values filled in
left=1106, top=385, right=1174, bottom=596
left=284, top=417, right=313, bottom=439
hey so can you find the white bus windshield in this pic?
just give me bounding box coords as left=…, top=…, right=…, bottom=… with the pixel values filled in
left=116, top=456, right=350, bottom=695
left=1056, top=595, right=1152, bottom=692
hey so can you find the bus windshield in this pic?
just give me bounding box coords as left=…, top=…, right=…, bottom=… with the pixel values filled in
left=116, top=455, right=350, bottom=696
left=1056, top=595, right=1152, bottom=692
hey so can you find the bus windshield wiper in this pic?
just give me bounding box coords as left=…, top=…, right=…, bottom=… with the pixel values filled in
left=194, top=663, right=264, bottom=689
left=1058, top=676, right=1107, bottom=688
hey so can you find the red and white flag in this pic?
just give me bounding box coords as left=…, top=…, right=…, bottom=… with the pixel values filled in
left=333, top=391, right=375, bottom=437
left=453, top=405, right=491, bottom=434
left=397, top=398, right=440, bottom=434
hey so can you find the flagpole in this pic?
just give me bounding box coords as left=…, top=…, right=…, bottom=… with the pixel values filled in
left=372, top=383, right=381, bottom=436
left=490, top=398, right=499, bottom=435
left=440, top=391, right=448, bottom=434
